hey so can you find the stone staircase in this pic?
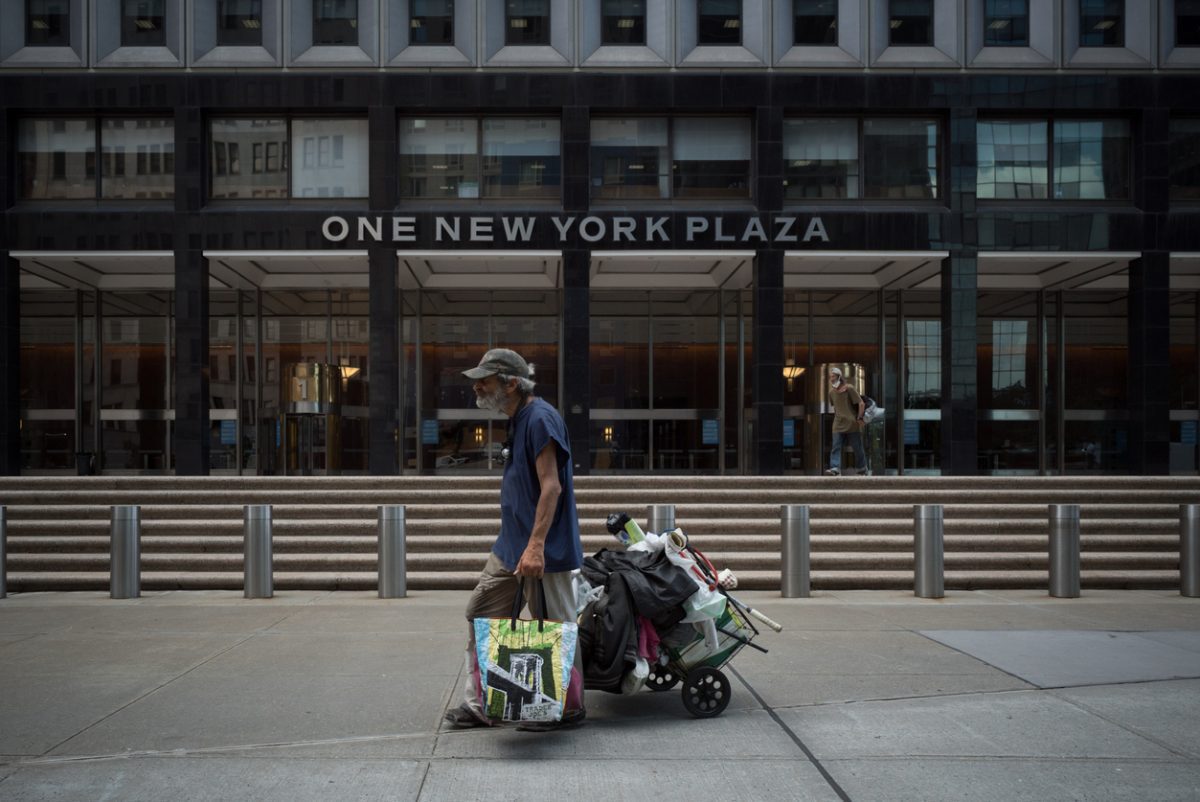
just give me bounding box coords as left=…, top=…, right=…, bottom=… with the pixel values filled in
left=1, top=476, right=1195, bottom=592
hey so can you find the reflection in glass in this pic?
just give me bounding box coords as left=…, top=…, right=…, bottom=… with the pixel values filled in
left=210, top=118, right=287, bottom=199
left=217, top=0, right=263, bottom=46
left=601, top=0, right=645, bottom=45
left=26, top=0, right=70, bottom=46
left=291, top=118, right=369, bottom=198
left=400, top=118, right=479, bottom=199
left=653, top=294, right=719, bottom=410
left=1169, top=118, right=1200, bottom=201
left=978, top=421, right=1039, bottom=472
left=101, top=119, right=174, bottom=199
left=863, top=119, right=938, bottom=199
left=1065, top=421, right=1127, bottom=472
left=889, top=0, right=932, bottom=46
left=100, top=293, right=170, bottom=472
left=1180, top=0, right=1200, bottom=46
left=905, top=319, right=940, bottom=408
left=481, top=118, right=560, bottom=199
left=313, top=0, right=358, bottom=45
left=1079, top=0, right=1122, bottom=47
left=590, top=118, right=669, bottom=200
left=698, top=0, right=741, bottom=45
left=18, top=118, right=95, bottom=199
left=506, top=0, right=550, bottom=45
left=672, top=117, right=750, bottom=199
left=984, top=0, right=1029, bottom=47
left=976, top=120, right=1049, bottom=199
left=122, top=0, right=166, bottom=47
left=1052, top=119, right=1130, bottom=200
left=591, top=421, right=649, bottom=471
left=794, top=0, right=837, bottom=46
left=784, top=119, right=859, bottom=199
left=1064, top=293, right=1126, bottom=409
left=411, top=0, right=453, bottom=45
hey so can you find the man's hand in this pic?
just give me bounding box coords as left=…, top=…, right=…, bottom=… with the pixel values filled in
left=515, top=544, right=545, bottom=578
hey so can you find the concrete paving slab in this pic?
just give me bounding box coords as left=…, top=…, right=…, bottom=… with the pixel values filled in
left=737, top=602, right=899, bottom=631
left=193, top=631, right=463, bottom=677
left=0, top=606, right=105, bottom=635
left=216, top=732, right=438, bottom=759
left=1055, top=679, right=1200, bottom=759
left=920, top=630, right=1200, bottom=688
left=71, top=606, right=297, bottom=635
left=824, top=757, right=1200, bottom=802
left=0, top=757, right=429, bottom=802
left=419, top=757, right=840, bottom=802
left=780, top=690, right=1176, bottom=760
left=0, top=632, right=245, bottom=676
left=259, top=604, right=458, bottom=635
left=864, top=602, right=1088, bottom=631
left=738, top=630, right=1007, bottom=677
left=1138, top=630, right=1200, bottom=654
left=1033, top=602, right=1200, bottom=630
left=733, top=668, right=1033, bottom=708
left=48, top=671, right=456, bottom=756
left=140, top=591, right=333, bottom=606
left=0, top=633, right=37, bottom=649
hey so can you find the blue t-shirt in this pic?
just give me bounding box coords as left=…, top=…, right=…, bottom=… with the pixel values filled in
left=493, top=397, right=583, bottom=573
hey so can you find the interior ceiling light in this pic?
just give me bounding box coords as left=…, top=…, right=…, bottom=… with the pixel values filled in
left=890, top=19, right=902, bottom=29
left=724, top=19, right=740, bottom=28
left=510, top=18, right=528, bottom=28
left=411, top=19, right=422, bottom=27
left=243, top=19, right=261, bottom=29
left=988, top=19, right=1010, bottom=29
left=1094, top=20, right=1115, bottom=30
left=135, top=19, right=158, bottom=30
left=617, top=18, right=635, bottom=28
left=31, top=19, right=49, bottom=30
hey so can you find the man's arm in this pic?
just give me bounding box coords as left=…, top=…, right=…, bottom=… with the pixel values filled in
left=514, top=442, right=562, bottom=578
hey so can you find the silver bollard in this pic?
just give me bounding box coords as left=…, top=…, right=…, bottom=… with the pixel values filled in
left=110, top=506, right=141, bottom=599
left=1, top=506, right=7, bottom=599
left=914, top=505, right=944, bottom=599
left=1182, top=504, right=1200, bottom=598
left=378, top=505, right=407, bottom=599
left=1049, top=504, right=1081, bottom=598
left=647, top=504, right=675, bottom=534
left=781, top=505, right=811, bottom=598
left=244, top=505, right=273, bottom=599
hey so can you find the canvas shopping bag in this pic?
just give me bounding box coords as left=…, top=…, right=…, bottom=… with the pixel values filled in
left=473, top=578, right=579, bottom=724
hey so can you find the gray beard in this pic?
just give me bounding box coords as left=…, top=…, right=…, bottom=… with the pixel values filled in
left=474, top=385, right=507, bottom=413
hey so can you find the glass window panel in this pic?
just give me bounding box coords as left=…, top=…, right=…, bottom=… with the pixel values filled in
left=26, top=0, right=70, bottom=46
left=22, top=420, right=77, bottom=471
left=1079, top=0, right=1122, bottom=47
left=889, top=0, right=932, bottom=45
left=698, top=0, right=741, bottom=45
left=1064, top=292, right=1126, bottom=410
left=100, top=293, right=170, bottom=472
left=1169, top=118, right=1200, bottom=201
left=18, top=118, right=96, bottom=199
left=601, top=0, right=645, bottom=45
left=20, top=292, right=76, bottom=410
left=1169, top=292, right=1197, bottom=412
left=506, top=0, right=550, bottom=45
left=591, top=293, right=650, bottom=411
left=984, top=0, right=1029, bottom=46
left=481, top=118, right=560, bottom=199
left=291, top=119, right=368, bottom=198
left=784, top=118, right=859, bottom=199
left=904, top=318, right=941, bottom=408
left=672, top=117, right=751, bottom=199
left=793, top=0, right=837, bottom=45
left=590, top=118, right=669, bottom=200
left=411, top=0, right=454, bottom=44
left=313, top=0, right=358, bottom=45
left=217, top=0, right=263, bottom=46
left=1180, top=0, right=1200, bottom=46
left=976, top=120, right=1049, bottom=199
left=591, top=420, right=649, bottom=471
left=863, top=118, right=939, bottom=199
left=1053, top=119, right=1129, bottom=200
left=400, top=118, right=480, bottom=199
left=101, top=119, right=174, bottom=200
left=1065, top=421, right=1128, bottom=473
left=652, top=295, right=719, bottom=410
left=210, top=118, right=287, bottom=198
left=122, top=0, right=166, bottom=47
left=978, top=421, right=1040, bottom=473
left=977, top=293, right=1039, bottom=410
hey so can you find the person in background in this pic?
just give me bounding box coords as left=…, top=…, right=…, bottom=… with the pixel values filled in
left=825, top=366, right=867, bottom=476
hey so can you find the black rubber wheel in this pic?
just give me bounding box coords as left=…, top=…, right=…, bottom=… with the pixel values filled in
left=645, top=666, right=680, bottom=692
left=681, top=666, right=731, bottom=718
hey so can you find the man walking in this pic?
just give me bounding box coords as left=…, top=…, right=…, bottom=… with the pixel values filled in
left=825, top=366, right=868, bottom=476
left=443, top=348, right=585, bottom=730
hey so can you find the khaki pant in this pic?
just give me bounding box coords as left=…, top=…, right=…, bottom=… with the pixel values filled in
left=462, top=552, right=583, bottom=715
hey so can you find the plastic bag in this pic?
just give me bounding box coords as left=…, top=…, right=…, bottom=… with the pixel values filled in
left=661, top=528, right=727, bottom=623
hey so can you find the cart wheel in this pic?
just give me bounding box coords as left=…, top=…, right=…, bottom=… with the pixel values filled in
left=645, top=666, right=680, bottom=692
left=681, top=667, right=731, bottom=718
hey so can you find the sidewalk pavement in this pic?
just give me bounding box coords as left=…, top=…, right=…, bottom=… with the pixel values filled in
left=0, top=588, right=1198, bottom=802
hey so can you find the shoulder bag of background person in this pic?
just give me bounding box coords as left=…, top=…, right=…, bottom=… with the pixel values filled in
left=862, top=395, right=885, bottom=425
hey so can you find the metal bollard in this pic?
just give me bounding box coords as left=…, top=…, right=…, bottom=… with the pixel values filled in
left=244, top=505, right=274, bottom=599
left=1049, top=504, right=1081, bottom=598
left=781, top=505, right=811, bottom=598
left=110, top=506, right=141, bottom=599
left=1, top=506, right=7, bottom=599
left=914, top=505, right=944, bottom=599
left=1182, top=504, right=1200, bottom=598
left=378, top=505, right=407, bottom=599
left=647, top=504, right=676, bottom=534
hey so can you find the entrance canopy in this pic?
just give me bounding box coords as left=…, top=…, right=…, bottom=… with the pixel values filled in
left=396, top=250, right=560, bottom=289
left=205, top=250, right=368, bottom=289
left=590, top=251, right=754, bottom=289
left=978, top=252, right=1138, bottom=290
left=12, top=251, right=174, bottom=290
left=1171, top=253, right=1200, bottom=290
left=783, top=251, right=949, bottom=289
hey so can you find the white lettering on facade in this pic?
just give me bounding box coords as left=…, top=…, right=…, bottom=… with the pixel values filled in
left=803, top=217, right=830, bottom=243
left=579, top=216, right=606, bottom=243
left=742, top=217, right=768, bottom=242
left=392, top=216, right=416, bottom=242
left=357, top=216, right=383, bottom=242
left=775, top=217, right=798, bottom=242
left=322, top=216, right=350, bottom=242
left=501, top=217, right=535, bottom=242
left=612, top=217, right=637, bottom=242
left=470, top=217, right=493, bottom=242
left=435, top=217, right=460, bottom=242
left=713, top=217, right=735, bottom=242
left=686, top=217, right=709, bottom=241
left=551, top=217, right=576, bottom=241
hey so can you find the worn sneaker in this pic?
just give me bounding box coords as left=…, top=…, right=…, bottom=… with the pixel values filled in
left=443, top=703, right=492, bottom=729
left=824, top=467, right=840, bottom=476
left=515, top=709, right=586, bottom=732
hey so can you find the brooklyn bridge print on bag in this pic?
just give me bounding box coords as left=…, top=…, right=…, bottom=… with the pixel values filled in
left=473, top=617, right=578, bottom=723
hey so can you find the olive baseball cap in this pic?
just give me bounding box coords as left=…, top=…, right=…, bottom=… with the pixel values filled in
left=461, top=348, right=532, bottom=380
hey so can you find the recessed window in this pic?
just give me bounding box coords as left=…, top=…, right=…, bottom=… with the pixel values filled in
left=19, top=117, right=175, bottom=200
left=784, top=118, right=939, bottom=200
left=601, top=0, right=646, bottom=46
left=1178, top=0, right=1200, bottom=47
left=400, top=118, right=560, bottom=199
left=1170, top=119, right=1200, bottom=200
left=1079, top=0, right=1123, bottom=47
left=793, top=0, right=837, bottom=46
left=25, top=0, right=70, bottom=47
left=698, top=0, right=741, bottom=46
left=217, top=0, right=262, bottom=47
left=984, top=0, right=1029, bottom=47
left=506, top=0, right=550, bottom=46
left=122, top=0, right=166, bottom=47
left=314, top=0, right=358, bottom=46
left=590, top=119, right=669, bottom=200
left=210, top=118, right=368, bottom=199
left=977, top=119, right=1130, bottom=200
left=590, top=118, right=751, bottom=200
left=889, top=0, right=932, bottom=46
left=411, top=0, right=454, bottom=45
